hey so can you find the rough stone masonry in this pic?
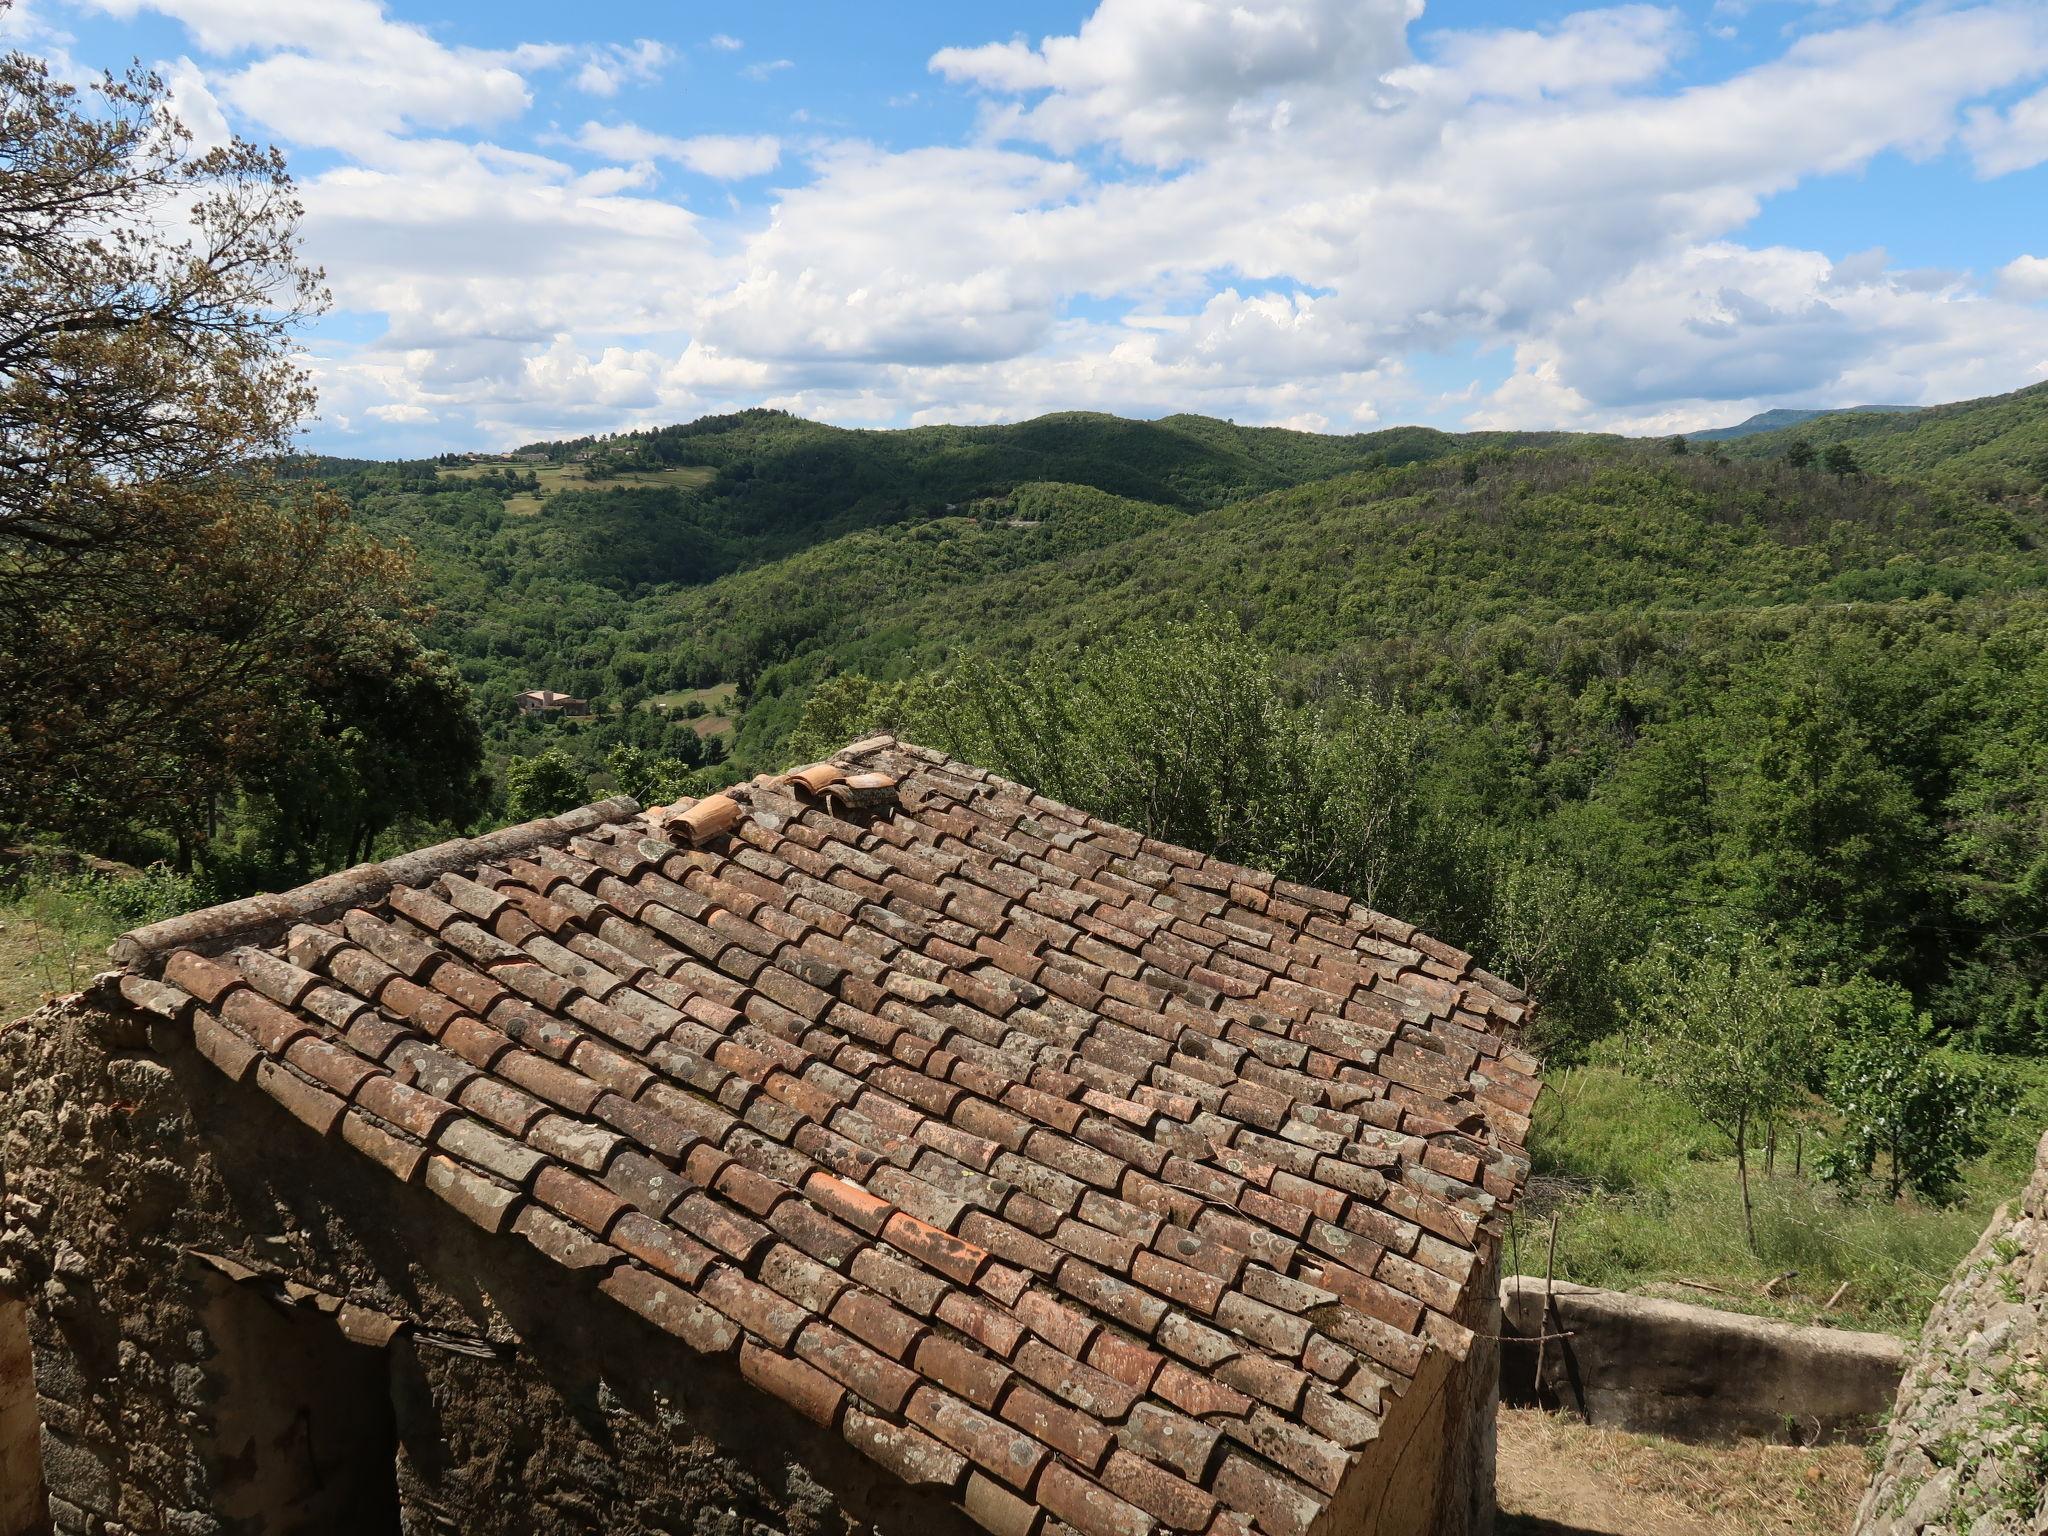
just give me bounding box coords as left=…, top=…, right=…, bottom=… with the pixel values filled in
left=1852, top=1128, right=2048, bottom=1536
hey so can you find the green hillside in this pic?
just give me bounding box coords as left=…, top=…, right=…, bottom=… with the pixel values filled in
left=299, top=387, right=2048, bottom=1065
left=1729, top=379, right=2048, bottom=498
left=1691, top=404, right=1916, bottom=442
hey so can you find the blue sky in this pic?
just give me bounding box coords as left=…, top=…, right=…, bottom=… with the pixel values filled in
left=15, top=0, right=2048, bottom=454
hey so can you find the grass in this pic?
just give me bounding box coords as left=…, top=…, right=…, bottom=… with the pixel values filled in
left=0, top=886, right=119, bottom=1022
left=436, top=461, right=714, bottom=514
left=646, top=682, right=739, bottom=738
left=1495, top=1405, right=1870, bottom=1536
left=1521, top=1064, right=2044, bottom=1334
left=0, top=863, right=214, bottom=1025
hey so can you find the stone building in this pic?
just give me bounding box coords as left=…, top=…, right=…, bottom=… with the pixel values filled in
left=515, top=690, right=592, bottom=719
left=0, top=737, right=1540, bottom=1536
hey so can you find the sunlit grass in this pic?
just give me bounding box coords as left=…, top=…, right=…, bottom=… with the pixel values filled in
left=0, top=885, right=118, bottom=1023
left=1520, top=1064, right=2044, bottom=1334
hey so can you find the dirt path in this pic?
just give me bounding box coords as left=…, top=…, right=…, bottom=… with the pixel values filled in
left=1495, top=1407, right=1869, bottom=1536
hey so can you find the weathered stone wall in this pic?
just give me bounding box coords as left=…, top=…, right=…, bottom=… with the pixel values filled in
left=0, top=999, right=983, bottom=1536
left=1852, top=1131, right=2048, bottom=1536
left=1498, top=1277, right=1905, bottom=1445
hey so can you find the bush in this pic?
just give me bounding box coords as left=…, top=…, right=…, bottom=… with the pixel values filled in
left=1819, top=978, right=2015, bottom=1204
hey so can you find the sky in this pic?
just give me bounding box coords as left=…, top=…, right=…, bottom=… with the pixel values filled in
left=13, top=0, right=2048, bottom=456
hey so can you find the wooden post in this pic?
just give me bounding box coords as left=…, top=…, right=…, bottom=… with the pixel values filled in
left=1533, top=1213, right=1560, bottom=1407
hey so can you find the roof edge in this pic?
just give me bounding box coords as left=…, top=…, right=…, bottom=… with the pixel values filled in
left=106, top=795, right=643, bottom=976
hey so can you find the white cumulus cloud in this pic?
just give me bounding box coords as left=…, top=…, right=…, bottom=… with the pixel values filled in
left=55, top=0, right=2048, bottom=453
left=573, top=122, right=781, bottom=179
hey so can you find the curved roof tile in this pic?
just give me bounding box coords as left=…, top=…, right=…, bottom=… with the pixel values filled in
left=105, top=736, right=1540, bottom=1536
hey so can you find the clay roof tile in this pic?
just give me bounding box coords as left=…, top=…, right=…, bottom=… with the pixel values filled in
left=103, top=743, right=1538, bottom=1536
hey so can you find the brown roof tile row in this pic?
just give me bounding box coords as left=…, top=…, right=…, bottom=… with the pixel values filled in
left=109, top=737, right=1538, bottom=1536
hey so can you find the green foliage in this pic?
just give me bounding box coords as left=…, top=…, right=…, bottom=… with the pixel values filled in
left=1819, top=978, right=2015, bottom=1204
left=603, top=744, right=696, bottom=808
left=1529, top=1064, right=1720, bottom=1189
left=1623, top=929, right=1821, bottom=1248
left=1527, top=1063, right=2000, bottom=1333
left=245, top=643, right=489, bottom=873
left=501, top=748, right=588, bottom=821
left=1731, top=379, right=2048, bottom=495
left=10, top=860, right=216, bottom=928
left=1625, top=930, right=1820, bottom=1143
left=0, top=860, right=219, bottom=1015
left=925, top=620, right=1316, bottom=868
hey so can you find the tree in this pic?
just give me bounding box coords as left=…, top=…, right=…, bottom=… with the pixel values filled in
left=930, top=619, right=1308, bottom=869
left=1785, top=439, right=1817, bottom=470
left=1625, top=930, right=1818, bottom=1251
left=1819, top=978, right=2012, bottom=1204
left=249, top=644, right=489, bottom=872
left=1824, top=442, right=1860, bottom=477
left=1668, top=435, right=1688, bottom=456
left=0, top=50, right=443, bottom=854
left=1936, top=620, right=2048, bottom=1050
left=1715, top=632, right=1943, bottom=981
left=501, top=749, right=588, bottom=821
left=605, top=743, right=692, bottom=807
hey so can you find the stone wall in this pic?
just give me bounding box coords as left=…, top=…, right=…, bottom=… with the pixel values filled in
left=1852, top=1131, right=2048, bottom=1536
left=1498, top=1278, right=1905, bottom=1445
left=0, top=998, right=983, bottom=1536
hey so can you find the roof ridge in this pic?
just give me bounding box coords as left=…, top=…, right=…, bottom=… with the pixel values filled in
left=107, top=796, right=643, bottom=975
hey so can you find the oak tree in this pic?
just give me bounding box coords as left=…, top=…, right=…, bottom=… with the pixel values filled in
left=0, top=50, right=469, bottom=860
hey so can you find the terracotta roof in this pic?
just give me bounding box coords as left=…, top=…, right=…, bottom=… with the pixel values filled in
left=102, top=737, right=1540, bottom=1536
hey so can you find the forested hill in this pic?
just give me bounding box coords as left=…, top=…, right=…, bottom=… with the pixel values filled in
left=317, top=383, right=2048, bottom=1055
left=1726, top=378, right=2048, bottom=497
left=338, top=388, right=2047, bottom=754
left=507, top=406, right=1575, bottom=515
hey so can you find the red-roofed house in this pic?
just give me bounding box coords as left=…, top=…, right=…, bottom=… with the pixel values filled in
left=516, top=689, right=592, bottom=718
left=0, top=737, right=1538, bottom=1536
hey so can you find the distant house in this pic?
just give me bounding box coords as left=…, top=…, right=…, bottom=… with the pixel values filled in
left=516, top=688, right=591, bottom=718
left=512, top=450, right=549, bottom=464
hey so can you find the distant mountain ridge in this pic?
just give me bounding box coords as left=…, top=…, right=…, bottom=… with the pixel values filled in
left=1691, top=405, right=1919, bottom=442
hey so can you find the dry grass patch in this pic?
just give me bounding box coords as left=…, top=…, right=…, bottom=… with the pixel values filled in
left=1496, top=1406, right=1868, bottom=1536
left=0, top=899, right=112, bottom=1025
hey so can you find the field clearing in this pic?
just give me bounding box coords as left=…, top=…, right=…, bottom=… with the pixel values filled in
left=1495, top=1406, right=1868, bottom=1536
left=1525, top=1063, right=2044, bottom=1335
left=437, top=461, right=714, bottom=514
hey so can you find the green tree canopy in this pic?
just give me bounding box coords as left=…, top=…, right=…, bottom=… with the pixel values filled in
left=1624, top=929, right=1820, bottom=1250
